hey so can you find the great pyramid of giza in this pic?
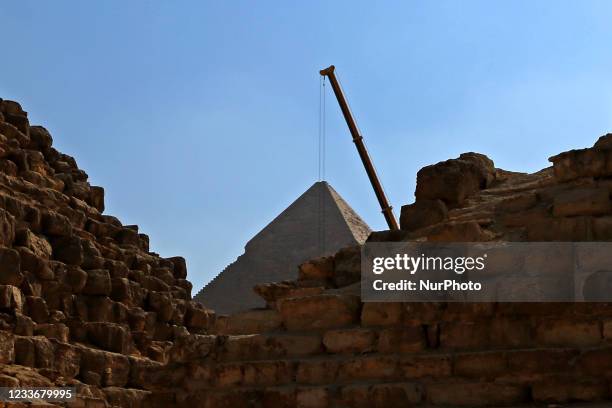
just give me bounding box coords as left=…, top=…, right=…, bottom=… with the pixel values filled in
left=194, top=181, right=371, bottom=313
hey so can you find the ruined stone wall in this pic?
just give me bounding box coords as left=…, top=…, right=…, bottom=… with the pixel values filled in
left=155, top=259, right=612, bottom=407
left=0, top=99, right=215, bottom=407
left=3, top=96, right=612, bottom=407
left=154, top=134, right=612, bottom=407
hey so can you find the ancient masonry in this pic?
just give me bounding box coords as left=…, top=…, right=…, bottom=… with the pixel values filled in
left=194, top=181, right=371, bottom=314
left=2, top=97, right=612, bottom=407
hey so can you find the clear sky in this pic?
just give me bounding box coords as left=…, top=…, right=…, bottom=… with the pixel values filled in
left=2, top=1, right=612, bottom=291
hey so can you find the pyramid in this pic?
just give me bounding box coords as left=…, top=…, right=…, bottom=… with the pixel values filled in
left=194, top=181, right=371, bottom=314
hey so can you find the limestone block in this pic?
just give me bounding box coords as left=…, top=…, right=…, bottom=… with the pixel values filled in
left=0, top=247, right=22, bottom=286
left=416, top=153, right=495, bottom=206
left=0, top=330, right=14, bottom=363
left=296, top=359, right=339, bottom=385
left=453, top=351, right=507, bottom=377
left=0, top=285, right=23, bottom=311
left=299, top=256, right=334, bottom=281
left=399, top=354, right=452, bottom=379
left=214, top=309, right=281, bottom=335
left=361, top=302, right=403, bottom=326
left=278, top=294, right=360, bottom=331
left=0, top=209, right=15, bottom=247
left=51, top=235, right=84, bottom=266
left=296, top=387, right=328, bottom=408
left=400, top=199, right=448, bottom=231
left=28, top=126, right=52, bottom=150
left=81, top=269, right=111, bottom=296
left=25, top=296, right=49, bottom=323
left=86, top=322, right=131, bottom=353
left=42, top=211, right=72, bottom=237
left=34, top=323, right=69, bottom=343
left=553, top=187, right=611, bottom=217
left=377, top=327, right=424, bottom=354
left=322, top=328, right=376, bottom=354
left=532, top=378, right=608, bottom=404
left=426, top=382, right=527, bottom=406
left=338, top=356, right=398, bottom=381
left=535, top=319, right=601, bottom=347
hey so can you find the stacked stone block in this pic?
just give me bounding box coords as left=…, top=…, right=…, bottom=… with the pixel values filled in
left=3, top=97, right=612, bottom=407
left=0, top=99, right=214, bottom=407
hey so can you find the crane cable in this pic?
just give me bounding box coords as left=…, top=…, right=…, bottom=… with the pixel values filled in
left=318, top=75, right=326, bottom=181
left=318, top=76, right=327, bottom=253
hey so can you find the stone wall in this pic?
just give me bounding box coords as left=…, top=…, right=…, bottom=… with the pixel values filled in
left=0, top=99, right=215, bottom=407
left=2, top=96, right=612, bottom=407
left=141, top=255, right=612, bottom=407
left=157, top=134, right=612, bottom=407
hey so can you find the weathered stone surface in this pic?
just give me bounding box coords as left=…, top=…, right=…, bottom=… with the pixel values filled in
left=361, top=303, right=403, bottom=326
left=0, top=330, right=14, bottom=363
left=89, top=186, right=105, bottom=213
left=427, top=382, right=527, bottom=406
left=51, top=235, right=83, bottom=265
left=168, top=334, right=216, bottom=363
left=5, top=98, right=612, bottom=407
left=42, top=211, right=72, bottom=237
left=296, top=360, right=340, bottom=385
left=16, top=246, right=52, bottom=280
left=14, top=313, right=34, bottom=336
left=25, top=296, right=49, bottom=323
left=28, top=126, right=52, bottom=149
left=299, top=256, right=334, bottom=281
left=338, top=356, right=398, bottom=381
left=553, top=187, right=611, bottom=217
left=80, top=347, right=130, bottom=387
left=65, top=265, right=88, bottom=292
left=454, top=351, right=507, bottom=377
left=82, top=269, right=111, bottom=296
left=220, top=333, right=322, bottom=361
left=0, top=122, right=29, bottom=147
left=148, top=292, right=173, bottom=322
left=527, top=216, right=591, bottom=241
left=278, top=294, right=360, bottom=331
left=86, top=322, right=131, bottom=353
left=34, top=323, right=69, bottom=342
left=16, top=229, right=52, bottom=259
left=400, top=199, right=448, bottom=231
left=415, top=153, right=495, bottom=206
left=0, top=209, right=15, bottom=246
left=296, top=387, right=329, bottom=408
left=426, top=221, right=492, bottom=242
left=532, top=378, right=608, bottom=404
left=535, top=319, right=601, bottom=347
left=0, top=247, right=22, bottom=286
left=323, top=328, right=376, bottom=353
left=549, top=140, right=612, bottom=182
left=0, top=285, right=23, bottom=311
left=253, top=281, right=325, bottom=308
left=333, top=245, right=362, bottom=287
left=377, top=326, right=425, bottom=353
left=166, top=256, right=187, bottom=280
left=400, top=355, right=452, bottom=379
left=214, top=309, right=281, bottom=335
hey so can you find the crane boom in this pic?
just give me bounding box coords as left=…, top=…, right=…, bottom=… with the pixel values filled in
left=319, top=65, right=399, bottom=231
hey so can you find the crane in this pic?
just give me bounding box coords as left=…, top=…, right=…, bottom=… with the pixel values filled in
left=319, top=65, right=399, bottom=231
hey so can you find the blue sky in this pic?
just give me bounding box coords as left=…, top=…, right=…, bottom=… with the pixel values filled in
left=2, top=1, right=612, bottom=291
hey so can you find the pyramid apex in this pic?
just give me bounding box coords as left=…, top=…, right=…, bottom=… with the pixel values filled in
left=195, top=181, right=371, bottom=313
